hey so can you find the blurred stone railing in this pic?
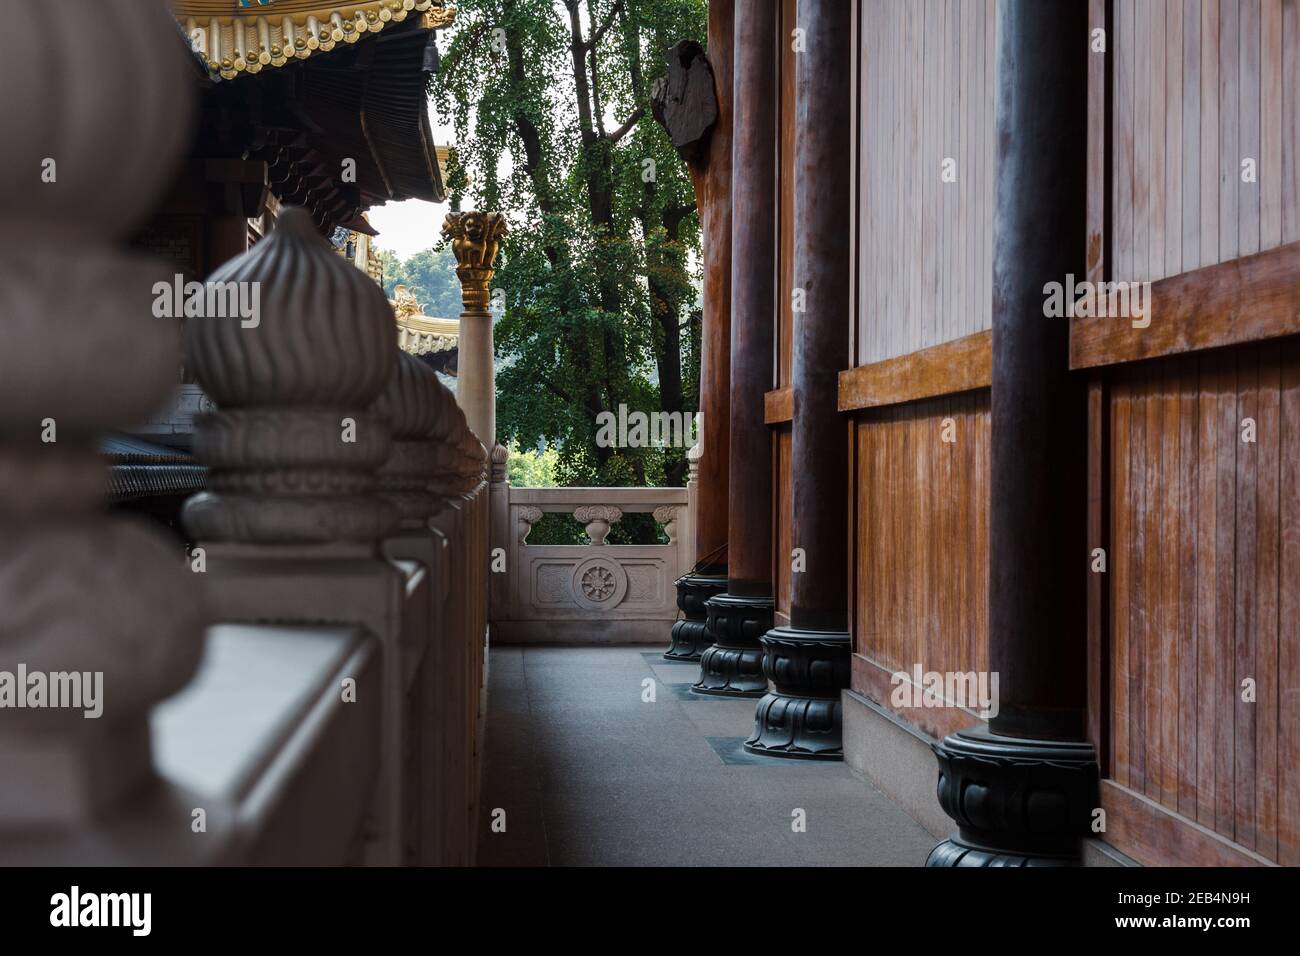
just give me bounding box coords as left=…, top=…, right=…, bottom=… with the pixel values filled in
left=173, top=207, right=488, bottom=866
left=0, top=0, right=488, bottom=866
left=488, top=479, right=693, bottom=644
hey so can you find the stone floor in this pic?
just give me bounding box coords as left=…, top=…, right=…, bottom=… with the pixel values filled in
left=475, top=644, right=935, bottom=866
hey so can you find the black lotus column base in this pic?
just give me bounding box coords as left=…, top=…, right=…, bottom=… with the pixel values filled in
left=744, top=626, right=850, bottom=760
left=926, top=726, right=1099, bottom=867
left=692, top=593, right=773, bottom=697
left=664, top=573, right=728, bottom=661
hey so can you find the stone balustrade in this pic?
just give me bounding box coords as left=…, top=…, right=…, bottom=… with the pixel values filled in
left=0, top=0, right=212, bottom=863
left=177, top=206, right=488, bottom=866
left=0, top=0, right=489, bottom=865
left=0, top=0, right=694, bottom=866
left=488, top=480, right=693, bottom=644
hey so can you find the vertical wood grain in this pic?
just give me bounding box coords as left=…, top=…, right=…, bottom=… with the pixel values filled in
left=1203, top=0, right=1222, bottom=267
left=1240, top=0, right=1262, bottom=259
left=1234, top=348, right=1259, bottom=849
left=1196, top=360, right=1220, bottom=827
left=1255, top=343, right=1281, bottom=860
left=850, top=396, right=990, bottom=685
left=1279, top=339, right=1300, bottom=864
left=1285, top=0, right=1300, bottom=243
left=1108, top=348, right=1297, bottom=861
left=1167, top=0, right=1184, bottom=280
left=1112, top=379, right=1132, bottom=785
left=1184, top=0, right=1203, bottom=274
left=1177, top=356, right=1200, bottom=819
left=1262, top=0, right=1283, bottom=247
left=855, top=0, right=994, bottom=364
left=1151, top=0, right=1167, bottom=282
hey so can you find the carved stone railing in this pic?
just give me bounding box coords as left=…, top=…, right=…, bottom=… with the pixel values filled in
left=375, top=349, right=488, bottom=866
left=489, top=484, right=693, bottom=644
left=0, top=0, right=489, bottom=867
left=179, top=207, right=488, bottom=866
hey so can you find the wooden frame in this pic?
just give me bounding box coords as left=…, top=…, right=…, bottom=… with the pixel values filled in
left=837, top=329, right=991, bottom=412
left=764, top=386, right=793, bottom=424
left=1101, top=780, right=1278, bottom=867
left=850, top=654, right=986, bottom=742
left=1070, top=240, right=1300, bottom=369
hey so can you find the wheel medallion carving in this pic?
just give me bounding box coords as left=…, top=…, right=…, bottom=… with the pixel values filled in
left=570, top=557, right=628, bottom=610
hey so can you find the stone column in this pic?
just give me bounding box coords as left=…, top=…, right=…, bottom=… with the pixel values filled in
left=651, top=1, right=735, bottom=661
left=927, top=0, right=1099, bottom=866
left=693, top=0, right=777, bottom=697
left=745, top=0, right=851, bottom=759
left=0, top=0, right=207, bottom=850
left=443, top=211, right=508, bottom=449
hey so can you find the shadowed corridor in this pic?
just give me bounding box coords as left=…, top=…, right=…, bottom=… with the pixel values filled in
left=476, top=645, right=934, bottom=866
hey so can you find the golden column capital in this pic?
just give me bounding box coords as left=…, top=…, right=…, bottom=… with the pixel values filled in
left=441, top=210, right=507, bottom=311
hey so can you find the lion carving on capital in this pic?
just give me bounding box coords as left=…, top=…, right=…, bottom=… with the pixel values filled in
left=441, top=211, right=508, bottom=270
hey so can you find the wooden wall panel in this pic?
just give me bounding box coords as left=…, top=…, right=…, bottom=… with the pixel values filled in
left=1107, top=341, right=1300, bottom=864
left=1113, top=0, right=1300, bottom=283
left=855, top=0, right=995, bottom=367
left=850, top=392, right=989, bottom=706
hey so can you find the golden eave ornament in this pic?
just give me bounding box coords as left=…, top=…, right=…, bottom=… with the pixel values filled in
left=171, top=1, right=456, bottom=80
left=391, top=285, right=459, bottom=357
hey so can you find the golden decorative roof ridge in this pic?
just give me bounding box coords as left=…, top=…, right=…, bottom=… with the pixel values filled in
left=171, top=1, right=456, bottom=80
left=392, top=284, right=458, bottom=356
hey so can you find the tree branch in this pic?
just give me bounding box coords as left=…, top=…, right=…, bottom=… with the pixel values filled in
left=607, top=107, right=644, bottom=143
left=663, top=202, right=696, bottom=234
left=587, top=2, right=607, bottom=138
left=586, top=0, right=624, bottom=51
left=564, top=0, right=598, bottom=143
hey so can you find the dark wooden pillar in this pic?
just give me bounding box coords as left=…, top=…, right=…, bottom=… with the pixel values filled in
left=744, top=0, right=851, bottom=758
left=693, top=0, right=777, bottom=697
left=928, top=0, right=1099, bottom=866
left=204, top=159, right=269, bottom=269
left=694, top=0, right=733, bottom=578
left=653, top=0, right=734, bottom=661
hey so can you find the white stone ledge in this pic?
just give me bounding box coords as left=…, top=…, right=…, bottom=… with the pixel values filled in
left=507, top=486, right=687, bottom=508
left=152, top=623, right=380, bottom=864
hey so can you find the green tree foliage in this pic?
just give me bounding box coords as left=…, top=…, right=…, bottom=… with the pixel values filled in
left=505, top=439, right=560, bottom=487
left=377, top=245, right=464, bottom=318
left=435, top=0, right=706, bottom=488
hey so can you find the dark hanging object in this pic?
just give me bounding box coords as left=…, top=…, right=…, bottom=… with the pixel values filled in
left=423, top=29, right=441, bottom=74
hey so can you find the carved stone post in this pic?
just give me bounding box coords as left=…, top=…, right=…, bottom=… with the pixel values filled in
left=693, top=0, right=776, bottom=697
left=372, top=349, right=478, bottom=865
left=182, top=206, right=410, bottom=864
left=927, top=0, right=1098, bottom=866
left=443, top=210, right=507, bottom=449
left=488, top=443, right=511, bottom=619
left=373, top=351, right=453, bottom=532
left=745, top=0, right=852, bottom=760
left=652, top=1, right=734, bottom=661
left=0, top=0, right=207, bottom=854
left=424, top=399, right=488, bottom=865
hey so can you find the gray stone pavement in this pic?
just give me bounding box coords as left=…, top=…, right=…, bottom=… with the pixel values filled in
left=475, top=644, right=933, bottom=866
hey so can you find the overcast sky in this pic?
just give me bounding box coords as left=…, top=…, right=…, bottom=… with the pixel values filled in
left=366, top=95, right=454, bottom=259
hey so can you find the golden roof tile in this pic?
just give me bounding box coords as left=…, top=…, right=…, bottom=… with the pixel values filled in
left=171, top=1, right=456, bottom=80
